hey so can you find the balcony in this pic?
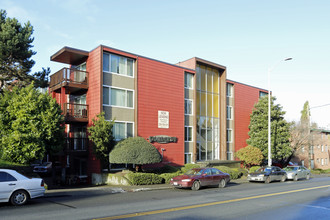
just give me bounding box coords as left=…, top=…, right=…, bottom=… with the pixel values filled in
left=64, top=103, right=88, bottom=122
left=49, top=68, right=88, bottom=93
left=66, top=138, right=88, bottom=154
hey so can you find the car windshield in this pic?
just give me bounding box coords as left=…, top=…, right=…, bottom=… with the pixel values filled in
left=257, top=167, right=272, bottom=172
left=284, top=167, right=298, bottom=171
left=185, top=169, right=203, bottom=175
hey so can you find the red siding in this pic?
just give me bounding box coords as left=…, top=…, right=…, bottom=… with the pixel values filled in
left=86, top=46, right=102, bottom=174
left=137, top=57, right=186, bottom=166
left=228, top=80, right=268, bottom=152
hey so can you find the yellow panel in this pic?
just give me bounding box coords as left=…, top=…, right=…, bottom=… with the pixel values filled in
left=207, top=67, right=213, bottom=93
left=213, top=94, right=219, bottom=118
left=201, top=65, right=206, bottom=91
left=196, top=91, right=200, bottom=115
left=201, top=92, right=206, bottom=116
left=207, top=93, right=212, bottom=116
left=213, top=70, right=219, bottom=94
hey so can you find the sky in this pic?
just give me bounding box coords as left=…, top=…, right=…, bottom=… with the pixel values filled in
left=2, top=0, right=330, bottom=128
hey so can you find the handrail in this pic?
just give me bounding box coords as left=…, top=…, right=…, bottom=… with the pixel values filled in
left=50, top=68, right=89, bottom=88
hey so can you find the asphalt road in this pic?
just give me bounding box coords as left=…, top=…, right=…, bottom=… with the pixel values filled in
left=1, top=176, right=330, bottom=220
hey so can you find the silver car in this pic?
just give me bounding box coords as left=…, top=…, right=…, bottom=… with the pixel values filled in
left=284, top=166, right=310, bottom=181
left=0, top=169, right=45, bottom=205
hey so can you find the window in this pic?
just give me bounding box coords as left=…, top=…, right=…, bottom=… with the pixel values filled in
left=227, top=129, right=232, bottom=143
left=227, top=106, right=232, bottom=120
left=185, top=126, right=193, bottom=142
left=184, top=73, right=193, bottom=89
left=185, top=99, right=193, bottom=115
left=259, top=91, right=268, bottom=97
left=321, top=158, right=324, bottom=166
left=0, top=172, right=17, bottom=182
left=227, top=83, right=233, bottom=97
left=103, top=53, right=134, bottom=77
left=185, top=153, right=192, bottom=164
left=322, top=145, right=324, bottom=152
left=103, top=86, right=134, bottom=108
left=113, top=122, right=134, bottom=141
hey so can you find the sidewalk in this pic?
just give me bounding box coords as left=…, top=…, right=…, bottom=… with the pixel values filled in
left=45, top=176, right=250, bottom=196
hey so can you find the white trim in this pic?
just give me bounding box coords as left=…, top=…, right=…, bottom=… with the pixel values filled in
left=185, top=126, right=193, bottom=142
left=227, top=128, right=233, bottom=143
left=102, top=85, right=134, bottom=109
left=184, top=72, right=194, bottom=90
left=112, top=120, right=134, bottom=141
left=103, top=52, right=135, bottom=78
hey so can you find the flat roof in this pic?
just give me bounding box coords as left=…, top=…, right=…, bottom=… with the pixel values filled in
left=50, top=47, right=89, bottom=65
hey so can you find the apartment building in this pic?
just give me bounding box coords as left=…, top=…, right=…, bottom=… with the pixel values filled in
left=292, top=129, right=330, bottom=169
left=49, top=45, right=267, bottom=180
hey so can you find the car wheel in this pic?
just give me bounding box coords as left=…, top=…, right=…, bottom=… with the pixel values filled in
left=306, top=174, right=310, bottom=180
left=191, top=181, right=201, bottom=191
left=293, top=175, right=298, bottom=181
left=10, top=190, right=29, bottom=206
left=281, top=175, right=286, bottom=182
left=265, top=177, right=271, bottom=184
left=219, top=179, right=226, bottom=188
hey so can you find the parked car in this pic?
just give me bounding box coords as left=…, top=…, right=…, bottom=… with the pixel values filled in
left=247, top=166, right=287, bottom=183
left=33, top=162, right=52, bottom=174
left=170, top=168, right=230, bottom=190
left=0, top=169, right=45, bottom=206
left=284, top=166, right=311, bottom=181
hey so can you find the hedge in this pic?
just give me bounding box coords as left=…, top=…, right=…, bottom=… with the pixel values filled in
left=160, top=172, right=181, bottom=184
left=213, top=166, right=242, bottom=179
left=249, top=166, right=261, bottom=173
left=126, top=172, right=163, bottom=185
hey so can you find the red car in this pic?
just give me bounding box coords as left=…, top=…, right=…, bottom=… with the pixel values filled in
left=170, top=168, right=230, bottom=190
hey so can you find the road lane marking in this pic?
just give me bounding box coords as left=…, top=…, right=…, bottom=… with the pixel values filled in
left=95, top=184, right=330, bottom=220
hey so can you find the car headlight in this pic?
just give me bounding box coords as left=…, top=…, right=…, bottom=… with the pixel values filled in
left=182, top=179, right=192, bottom=182
left=258, top=174, right=264, bottom=177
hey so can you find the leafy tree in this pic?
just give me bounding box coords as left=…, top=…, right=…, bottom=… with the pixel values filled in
left=0, top=84, right=64, bottom=164
left=300, top=101, right=310, bottom=123
left=0, top=9, right=49, bottom=93
left=88, top=112, right=115, bottom=171
left=235, top=145, right=264, bottom=168
left=247, top=96, right=292, bottom=164
left=109, top=137, right=162, bottom=171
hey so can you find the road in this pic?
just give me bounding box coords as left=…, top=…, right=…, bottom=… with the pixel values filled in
left=1, top=176, right=330, bottom=220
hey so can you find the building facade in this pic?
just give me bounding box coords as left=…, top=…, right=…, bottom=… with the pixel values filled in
left=291, top=129, right=330, bottom=169
left=49, top=45, right=267, bottom=179
left=226, top=80, right=268, bottom=160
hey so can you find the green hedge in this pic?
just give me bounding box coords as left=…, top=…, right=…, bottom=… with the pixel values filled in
left=160, top=172, right=181, bottom=184
left=180, top=163, right=201, bottom=174
left=213, top=166, right=242, bottom=179
left=126, top=172, right=163, bottom=185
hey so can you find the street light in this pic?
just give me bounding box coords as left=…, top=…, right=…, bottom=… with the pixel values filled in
left=267, top=57, right=292, bottom=166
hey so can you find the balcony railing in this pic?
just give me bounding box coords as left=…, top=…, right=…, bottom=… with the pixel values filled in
left=66, top=138, right=88, bottom=151
left=64, top=103, right=88, bottom=122
left=49, top=68, right=88, bottom=92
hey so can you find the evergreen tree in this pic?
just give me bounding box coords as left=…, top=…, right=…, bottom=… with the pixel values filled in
left=0, top=9, right=49, bottom=93
left=247, top=96, right=292, bottom=164
left=300, top=101, right=310, bottom=123
left=0, top=84, right=64, bottom=164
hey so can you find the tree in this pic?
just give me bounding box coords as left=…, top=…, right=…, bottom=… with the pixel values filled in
left=88, top=112, right=115, bottom=171
left=0, top=84, right=64, bottom=164
left=235, top=145, right=264, bottom=168
left=300, top=101, right=310, bottom=123
left=247, top=95, right=292, bottom=164
left=0, top=9, right=49, bottom=93
left=109, top=137, right=162, bottom=171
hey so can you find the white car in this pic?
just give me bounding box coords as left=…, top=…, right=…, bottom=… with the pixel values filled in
left=0, top=169, right=45, bottom=205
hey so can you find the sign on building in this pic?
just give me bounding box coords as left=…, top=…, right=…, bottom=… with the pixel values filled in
left=158, top=110, right=169, bottom=128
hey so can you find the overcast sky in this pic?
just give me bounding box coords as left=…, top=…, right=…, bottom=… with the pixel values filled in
left=2, top=0, right=330, bottom=128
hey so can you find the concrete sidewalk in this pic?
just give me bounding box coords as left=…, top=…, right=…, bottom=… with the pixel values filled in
left=45, top=176, right=249, bottom=196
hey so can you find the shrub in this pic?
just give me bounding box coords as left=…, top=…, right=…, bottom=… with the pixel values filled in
left=249, top=166, right=261, bottom=173
left=213, top=166, right=241, bottom=179
left=235, top=145, right=263, bottom=168
left=180, top=163, right=201, bottom=174
left=109, top=137, right=162, bottom=167
left=160, top=172, right=181, bottom=184
left=126, top=172, right=163, bottom=185
left=146, top=165, right=180, bottom=174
